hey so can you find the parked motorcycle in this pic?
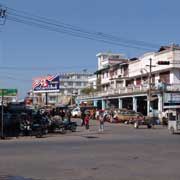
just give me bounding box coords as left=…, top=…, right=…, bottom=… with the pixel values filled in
left=63, top=120, right=77, bottom=132
left=48, top=119, right=66, bottom=134
left=20, top=114, right=50, bottom=138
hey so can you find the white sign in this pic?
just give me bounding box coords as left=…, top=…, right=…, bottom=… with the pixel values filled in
left=164, top=93, right=180, bottom=103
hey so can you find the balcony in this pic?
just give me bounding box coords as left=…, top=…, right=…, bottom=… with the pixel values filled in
left=78, top=83, right=180, bottom=100
left=60, top=78, right=88, bottom=82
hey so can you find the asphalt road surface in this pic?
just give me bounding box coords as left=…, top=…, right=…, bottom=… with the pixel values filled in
left=0, top=120, right=180, bottom=180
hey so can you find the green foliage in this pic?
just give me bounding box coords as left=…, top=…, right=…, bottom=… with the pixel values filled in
left=81, top=87, right=97, bottom=95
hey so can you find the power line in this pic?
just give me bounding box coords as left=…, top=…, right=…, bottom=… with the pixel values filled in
left=0, top=3, right=160, bottom=51
left=6, top=15, right=153, bottom=51
left=0, top=64, right=96, bottom=71
left=7, top=10, right=159, bottom=49
left=0, top=75, right=32, bottom=82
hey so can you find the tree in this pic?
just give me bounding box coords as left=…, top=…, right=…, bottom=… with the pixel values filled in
left=81, top=87, right=96, bottom=95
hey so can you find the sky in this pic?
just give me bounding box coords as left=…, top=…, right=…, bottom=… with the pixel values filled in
left=0, top=0, right=180, bottom=99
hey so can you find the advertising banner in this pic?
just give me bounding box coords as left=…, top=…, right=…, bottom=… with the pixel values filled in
left=33, top=74, right=60, bottom=92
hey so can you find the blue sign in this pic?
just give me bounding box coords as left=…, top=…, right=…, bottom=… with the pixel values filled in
left=33, top=75, right=60, bottom=92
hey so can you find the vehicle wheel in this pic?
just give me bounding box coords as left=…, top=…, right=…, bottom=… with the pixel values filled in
left=71, top=126, right=77, bottom=132
left=36, top=132, right=43, bottom=138
left=170, top=127, right=175, bottom=134
left=60, top=127, right=66, bottom=134
left=53, top=128, right=59, bottom=133
left=147, top=124, right=152, bottom=129
left=134, top=122, right=139, bottom=129
left=44, top=129, right=48, bottom=134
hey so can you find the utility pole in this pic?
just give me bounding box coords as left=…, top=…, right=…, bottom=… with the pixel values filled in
left=148, top=58, right=152, bottom=116
left=146, top=58, right=155, bottom=116
left=1, top=89, right=4, bottom=139
left=0, top=6, right=7, bottom=25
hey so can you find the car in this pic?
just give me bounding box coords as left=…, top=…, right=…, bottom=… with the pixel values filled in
left=114, top=109, right=134, bottom=123
left=71, top=107, right=81, bottom=118
left=133, top=116, right=153, bottom=129
left=113, top=109, right=145, bottom=124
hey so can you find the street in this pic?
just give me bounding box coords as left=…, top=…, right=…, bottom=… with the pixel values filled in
left=0, top=120, right=180, bottom=180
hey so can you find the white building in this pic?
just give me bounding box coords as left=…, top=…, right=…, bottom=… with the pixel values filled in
left=31, top=72, right=93, bottom=107
left=78, top=45, right=180, bottom=119
left=88, top=75, right=97, bottom=89
left=59, top=72, right=92, bottom=95
left=97, top=52, right=126, bottom=70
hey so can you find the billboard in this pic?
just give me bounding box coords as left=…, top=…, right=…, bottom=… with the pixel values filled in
left=32, top=74, right=60, bottom=92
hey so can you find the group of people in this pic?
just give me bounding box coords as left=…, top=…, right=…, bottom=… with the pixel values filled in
left=81, top=109, right=106, bottom=132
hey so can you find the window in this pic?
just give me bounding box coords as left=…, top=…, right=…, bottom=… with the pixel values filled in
left=49, top=96, right=56, bottom=103
left=136, top=78, right=141, bottom=85
left=77, top=75, right=81, bottom=79
left=68, top=82, right=73, bottom=86
left=159, top=71, right=170, bottom=83
left=76, top=82, right=82, bottom=86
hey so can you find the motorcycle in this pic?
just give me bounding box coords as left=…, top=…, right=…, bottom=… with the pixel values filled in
left=48, top=119, right=66, bottom=134
left=20, top=117, right=49, bottom=138
left=63, top=120, right=77, bottom=132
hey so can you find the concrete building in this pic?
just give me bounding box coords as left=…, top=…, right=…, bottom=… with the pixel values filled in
left=59, top=72, right=91, bottom=96
left=88, top=74, right=97, bottom=90
left=31, top=72, right=92, bottom=107
left=78, top=45, right=180, bottom=119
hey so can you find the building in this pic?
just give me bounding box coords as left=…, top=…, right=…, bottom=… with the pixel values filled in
left=59, top=72, right=91, bottom=95
left=87, top=74, right=97, bottom=90
left=78, top=45, right=180, bottom=119
left=30, top=72, right=92, bottom=107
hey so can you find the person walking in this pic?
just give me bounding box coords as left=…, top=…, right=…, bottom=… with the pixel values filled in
left=66, top=109, right=72, bottom=123
left=81, top=109, right=86, bottom=126
left=84, top=114, right=90, bottom=131
left=99, top=111, right=105, bottom=132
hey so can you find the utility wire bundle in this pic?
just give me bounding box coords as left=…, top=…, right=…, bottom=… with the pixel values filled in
left=0, top=3, right=159, bottom=51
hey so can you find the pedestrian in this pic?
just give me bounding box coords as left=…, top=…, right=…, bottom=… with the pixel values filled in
left=59, top=109, right=65, bottom=121
left=84, top=114, right=90, bottom=131
left=81, top=109, right=86, bottom=126
left=66, top=109, right=72, bottom=123
left=99, top=111, right=105, bottom=132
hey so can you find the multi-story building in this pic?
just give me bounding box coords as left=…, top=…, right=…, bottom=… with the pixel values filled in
left=87, top=75, right=97, bottom=90
left=59, top=72, right=91, bottom=95
left=78, top=45, right=180, bottom=119
left=31, top=72, right=92, bottom=107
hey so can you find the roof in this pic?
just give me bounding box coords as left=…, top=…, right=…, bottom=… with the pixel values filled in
left=94, top=61, right=128, bottom=74
left=96, top=52, right=124, bottom=57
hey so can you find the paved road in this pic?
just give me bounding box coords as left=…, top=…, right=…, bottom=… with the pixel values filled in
left=0, top=120, right=180, bottom=180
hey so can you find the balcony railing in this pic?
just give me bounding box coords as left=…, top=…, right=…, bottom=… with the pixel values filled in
left=60, top=78, right=88, bottom=82
left=78, top=84, right=180, bottom=99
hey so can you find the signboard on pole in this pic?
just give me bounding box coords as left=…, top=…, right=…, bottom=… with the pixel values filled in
left=164, top=93, right=180, bottom=108
left=32, top=74, right=60, bottom=92
left=0, top=89, right=17, bottom=96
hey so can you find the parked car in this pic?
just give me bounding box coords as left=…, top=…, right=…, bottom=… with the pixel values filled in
left=71, top=107, right=81, bottom=118
left=133, top=115, right=161, bottom=129
left=113, top=109, right=145, bottom=124
left=113, top=109, right=134, bottom=123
